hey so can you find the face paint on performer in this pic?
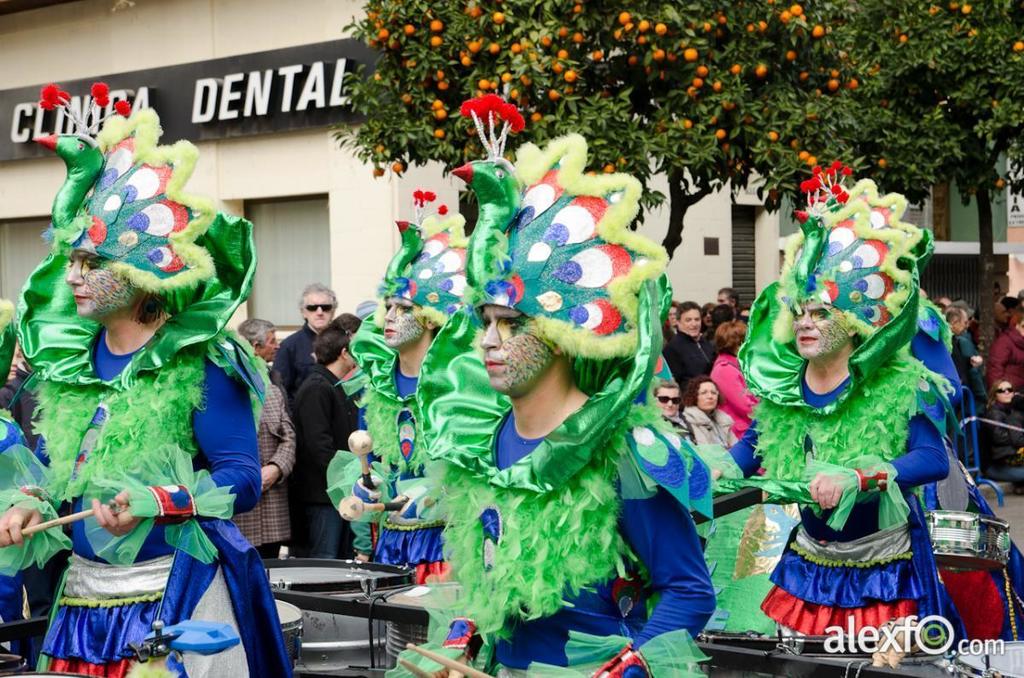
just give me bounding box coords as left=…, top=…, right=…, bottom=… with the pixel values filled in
left=793, top=302, right=855, bottom=361
left=479, top=305, right=555, bottom=398
left=65, top=250, right=138, bottom=320
left=383, top=296, right=427, bottom=349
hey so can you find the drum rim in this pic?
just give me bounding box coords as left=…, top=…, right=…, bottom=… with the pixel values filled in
left=264, top=558, right=415, bottom=592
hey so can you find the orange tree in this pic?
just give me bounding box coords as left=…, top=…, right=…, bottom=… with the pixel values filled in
left=841, top=0, right=1024, bottom=347
left=338, top=0, right=856, bottom=257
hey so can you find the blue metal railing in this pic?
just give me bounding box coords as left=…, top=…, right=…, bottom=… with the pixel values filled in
left=955, top=385, right=1005, bottom=507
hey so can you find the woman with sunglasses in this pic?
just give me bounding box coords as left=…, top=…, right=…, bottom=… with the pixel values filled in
left=984, top=380, right=1024, bottom=494
left=653, top=379, right=693, bottom=440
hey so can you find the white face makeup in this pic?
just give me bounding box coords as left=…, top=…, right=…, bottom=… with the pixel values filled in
left=65, top=251, right=137, bottom=320
left=793, top=303, right=854, bottom=361
left=383, top=297, right=426, bottom=349
left=479, top=305, right=555, bottom=398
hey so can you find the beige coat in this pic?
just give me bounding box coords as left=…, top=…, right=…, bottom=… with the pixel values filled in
left=682, top=406, right=738, bottom=448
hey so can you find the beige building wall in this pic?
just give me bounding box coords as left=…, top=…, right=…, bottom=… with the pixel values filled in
left=0, top=0, right=780, bottom=320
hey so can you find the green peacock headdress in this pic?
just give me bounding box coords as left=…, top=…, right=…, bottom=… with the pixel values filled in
left=36, top=82, right=216, bottom=293
left=377, top=190, right=469, bottom=327
left=0, top=300, right=15, bottom=385
left=458, top=130, right=668, bottom=359
left=774, top=162, right=929, bottom=342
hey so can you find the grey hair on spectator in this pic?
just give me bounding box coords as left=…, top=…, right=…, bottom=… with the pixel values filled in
left=238, top=318, right=277, bottom=347
left=299, top=283, right=337, bottom=309
left=655, top=378, right=680, bottom=392
left=944, top=306, right=967, bottom=323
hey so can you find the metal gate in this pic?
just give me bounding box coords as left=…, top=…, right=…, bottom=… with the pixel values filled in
left=920, top=254, right=981, bottom=310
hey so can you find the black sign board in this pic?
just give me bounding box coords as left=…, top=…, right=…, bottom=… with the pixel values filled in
left=0, top=39, right=376, bottom=162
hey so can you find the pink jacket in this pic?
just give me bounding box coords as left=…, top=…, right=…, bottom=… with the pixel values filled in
left=710, top=353, right=758, bottom=438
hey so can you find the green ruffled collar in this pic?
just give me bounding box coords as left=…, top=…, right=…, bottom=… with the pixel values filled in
left=18, top=213, right=255, bottom=391
left=419, top=282, right=662, bottom=493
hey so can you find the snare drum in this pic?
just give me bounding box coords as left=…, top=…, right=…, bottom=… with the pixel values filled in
left=926, top=510, right=1011, bottom=570
left=275, top=599, right=303, bottom=668
left=954, top=641, right=1024, bottom=677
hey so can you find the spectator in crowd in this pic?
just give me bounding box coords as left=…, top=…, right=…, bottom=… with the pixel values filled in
left=710, top=320, right=758, bottom=438
left=934, top=296, right=953, bottom=311
left=946, top=306, right=986, bottom=404
left=995, top=296, right=1020, bottom=336
left=292, top=325, right=360, bottom=559
left=987, top=307, right=1024, bottom=389
left=330, top=313, right=363, bottom=337
left=277, top=283, right=337, bottom=400
left=701, top=302, right=716, bottom=336
left=664, top=301, right=715, bottom=391
left=681, top=376, right=738, bottom=447
left=738, top=307, right=751, bottom=323
left=984, top=380, right=1024, bottom=494
left=653, top=378, right=692, bottom=438
left=0, top=345, right=38, bottom=450
left=238, top=318, right=282, bottom=389
left=717, top=287, right=740, bottom=311
left=705, top=303, right=736, bottom=343
left=662, top=301, right=683, bottom=347
left=234, top=318, right=296, bottom=558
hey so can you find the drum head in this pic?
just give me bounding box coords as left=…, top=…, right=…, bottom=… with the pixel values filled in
left=275, top=599, right=303, bottom=624
left=957, top=641, right=1024, bottom=677
left=264, top=558, right=414, bottom=593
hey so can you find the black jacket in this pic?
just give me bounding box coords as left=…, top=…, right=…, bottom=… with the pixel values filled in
left=0, top=368, right=38, bottom=450
left=664, top=332, right=716, bottom=391
left=292, top=364, right=359, bottom=505
left=986, top=401, right=1024, bottom=465
left=276, top=323, right=317, bottom=402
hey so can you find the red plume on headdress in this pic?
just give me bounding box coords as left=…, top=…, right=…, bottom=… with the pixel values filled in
left=90, top=82, right=110, bottom=107
left=38, top=83, right=70, bottom=111
left=114, top=100, right=132, bottom=117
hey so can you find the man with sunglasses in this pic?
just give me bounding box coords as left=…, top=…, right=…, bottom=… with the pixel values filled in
left=276, top=283, right=337, bottom=401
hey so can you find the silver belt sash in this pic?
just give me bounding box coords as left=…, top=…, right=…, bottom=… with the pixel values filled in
left=794, top=522, right=912, bottom=564
left=63, top=553, right=173, bottom=600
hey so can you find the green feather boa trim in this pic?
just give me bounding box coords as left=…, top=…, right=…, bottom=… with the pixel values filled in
left=34, top=347, right=205, bottom=502
left=358, top=387, right=423, bottom=473
left=436, top=408, right=650, bottom=636
left=754, top=353, right=933, bottom=481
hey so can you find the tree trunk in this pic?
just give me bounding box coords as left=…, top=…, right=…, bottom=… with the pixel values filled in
left=662, top=171, right=711, bottom=259
left=978, top=189, right=995, bottom=353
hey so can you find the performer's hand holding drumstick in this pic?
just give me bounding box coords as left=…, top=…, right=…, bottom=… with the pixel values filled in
left=0, top=507, right=43, bottom=547
left=92, top=490, right=142, bottom=536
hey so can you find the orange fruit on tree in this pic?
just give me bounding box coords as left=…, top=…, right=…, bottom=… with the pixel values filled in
left=638, top=19, right=651, bottom=33
left=655, top=22, right=667, bottom=35
left=558, top=48, right=569, bottom=59
left=628, top=55, right=639, bottom=66
left=715, top=128, right=727, bottom=140
left=710, top=115, right=718, bottom=125
left=401, top=93, right=413, bottom=104
left=798, top=150, right=810, bottom=160
left=461, top=56, right=472, bottom=67
left=696, top=65, right=709, bottom=77
left=812, top=25, right=825, bottom=38
left=712, top=80, right=722, bottom=92
left=830, top=69, right=840, bottom=77
left=558, top=26, right=569, bottom=38
left=786, top=49, right=797, bottom=61
left=996, top=178, right=1007, bottom=189
left=573, top=3, right=583, bottom=13
left=438, top=81, right=450, bottom=91
left=403, top=24, right=415, bottom=36
left=686, top=86, right=698, bottom=97
left=1014, top=41, right=1024, bottom=52
left=430, top=19, right=443, bottom=32
left=492, top=11, right=505, bottom=24
left=434, top=129, right=446, bottom=139
left=619, top=11, right=631, bottom=25
left=521, top=74, right=532, bottom=85
left=392, top=162, right=404, bottom=174
left=692, top=77, right=704, bottom=88
left=430, top=36, right=443, bottom=47
left=847, top=78, right=859, bottom=90
left=564, top=69, right=578, bottom=82
left=432, top=99, right=444, bottom=110
left=435, top=70, right=445, bottom=80
left=755, top=64, right=768, bottom=78
left=790, top=139, right=800, bottom=149
left=746, top=23, right=755, bottom=33
left=790, top=4, right=804, bottom=16
left=653, top=49, right=666, bottom=61
left=683, top=118, right=693, bottom=129
left=592, top=49, right=604, bottom=60
left=703, top=21, right=713, bottom=32
left=767, top=131, right=779, bottom=142
left=468, top=40, right=482, bottom=53
left=780, top=10, right=792, bottom=23
left=373, top=167, right=384, bottom=177
left=501, top=72, right=513, bottom=83
left=603, top=163, right=615, bottom=173
left=552, top=62, right=564, bottom=74
left=613, top=28, right=623, bottom=40
left=827, top=78, right=840, bottom=91
left=637, top=35, right=648, bottom=45
left=805, top=155, right=817, bottom=166
left=377, top=28, right=390, bottom=40
left=489, top=42, right=501, bottom=54
left=573, top=32, right=584, bottom=43
left=877, top=158, right=887, bottom=168
left=478, top=78, right=490, bottom=89
left=510, top=88, right=519, bottom=99
left=511, top=42, right=522, bottom=54
left=531, top=111, right=543, bottom=122
left=899, top=33, right=908, bottom=43
left=961, top=3, right=971, bottom=13
left=730, top=63, right=741, bottom=75
left=758, top=20, right=768, bottom=32
left=468, top=5, right=482, bottom=18
left=718, top=13, right=728, bottom=25
left=540, top=35, right=552, bottom=47
left=722, top=101, right=735, bottom=111
left=684, top=48, right=699, bottom=62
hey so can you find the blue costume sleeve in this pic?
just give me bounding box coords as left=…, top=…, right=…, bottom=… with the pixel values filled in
left=193, top=361, right=261, bottom=514
left=891, top=413, right=949, bottom=489
left=912, top=330, right=962, bottom=405
left=620, top=488, right=716, bottom=646
left=729, top=424, right=761, bottom=477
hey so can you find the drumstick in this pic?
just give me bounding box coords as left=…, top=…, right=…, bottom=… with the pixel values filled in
left=405, top=643, right=494, bottom=678
left=398, top=658, right=434, bottom=678
left=21, top=508, right=95, bottom=537
left=348, top=430, right=377, bottom=490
